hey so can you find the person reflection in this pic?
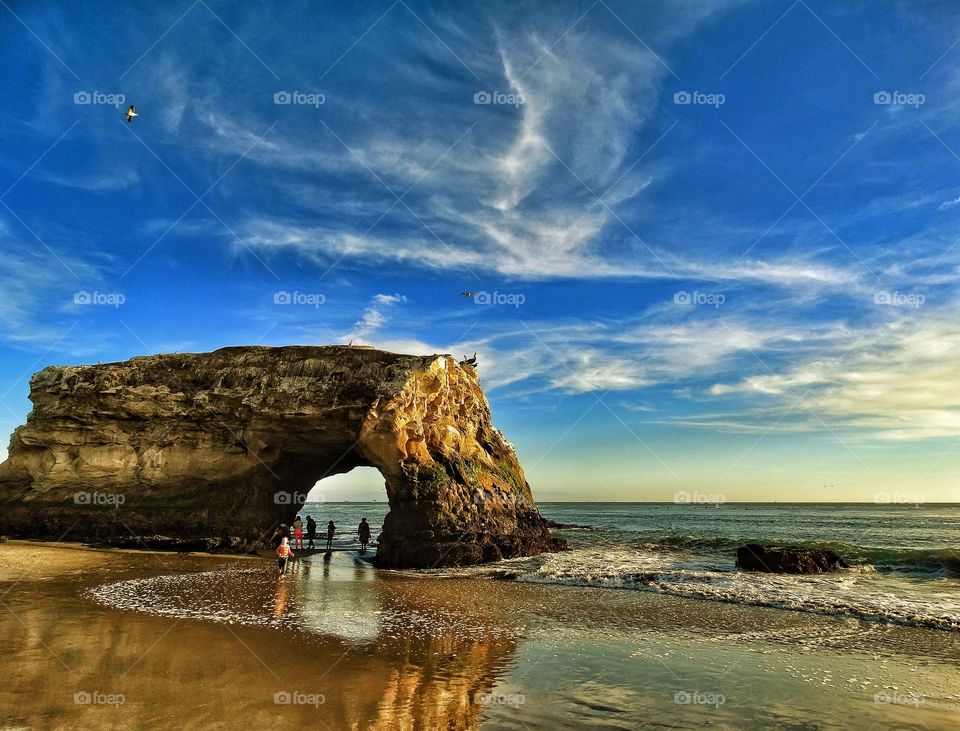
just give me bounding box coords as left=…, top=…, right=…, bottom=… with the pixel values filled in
left=273, top=577, right=291, bottom=619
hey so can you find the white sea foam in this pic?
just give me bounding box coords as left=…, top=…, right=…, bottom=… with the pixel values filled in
left=86, top=562, right=522, bottom=642
left=418, top=547, right=960, bottom=632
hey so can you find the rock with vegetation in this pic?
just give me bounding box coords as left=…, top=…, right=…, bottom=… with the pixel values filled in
left=0, top=345, right=565, bottom=567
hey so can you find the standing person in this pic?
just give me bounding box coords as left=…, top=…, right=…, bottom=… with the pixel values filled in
left=306, top=515, right=317, bottom=549
left=276, top=537, right=295, bottom=576
left=357, top=518, right=371, bottom=552
left=325, top=520, right=336, bottom=551
left=293, top=515, right=304, bottom=549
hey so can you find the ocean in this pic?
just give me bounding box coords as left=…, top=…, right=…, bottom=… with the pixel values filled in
left=304, top=501, right=960, bottom=631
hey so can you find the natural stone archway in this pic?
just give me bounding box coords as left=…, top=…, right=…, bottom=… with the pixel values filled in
left=0, top=346, right=564, bottom=567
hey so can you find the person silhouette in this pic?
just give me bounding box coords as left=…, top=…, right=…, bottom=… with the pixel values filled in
left=325, top=520, right=336, bottom=551
left=293, top=515, right=304, bottom=549
left=357, top=518, right=371, bottom=552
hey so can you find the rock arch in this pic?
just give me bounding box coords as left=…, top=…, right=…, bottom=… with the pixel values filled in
left=0, top=346, right=563, bottom=567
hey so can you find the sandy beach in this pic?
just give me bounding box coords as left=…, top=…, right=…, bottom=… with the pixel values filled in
left=1, top=540, right=958, bottom=730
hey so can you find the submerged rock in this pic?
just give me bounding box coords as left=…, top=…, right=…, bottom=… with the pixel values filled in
left=0, top=345, right=565, bottom=568
left=736, top=544, right=850, bottom=574
left=545, top=520, right=592, bottom=529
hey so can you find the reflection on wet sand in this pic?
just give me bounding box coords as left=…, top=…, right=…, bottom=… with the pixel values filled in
left=0, top=544, right=517, bottom=730
left=273, top=577, right=291, bottom=619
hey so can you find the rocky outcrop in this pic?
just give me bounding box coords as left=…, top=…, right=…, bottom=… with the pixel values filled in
left=736, top=544, right=849, bottom=574
left=0, top=345, right=564, bottom=567
left=93, top=535, right=254, bottom=554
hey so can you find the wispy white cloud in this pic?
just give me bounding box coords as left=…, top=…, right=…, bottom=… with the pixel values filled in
left=939, top=195, right=960, bottom=211
left=0, top=219, right=107, bottom=351
left=342, top=293, right=408, bottom=342
left=32, top=167, right=140, bottom=193
left=708, top=304, right=960, bottom=440
left=239, top=215, right=865, bottom=287
left=356, top=310, right=840, bottom=396
left=181, top=22, right=701, bottom=282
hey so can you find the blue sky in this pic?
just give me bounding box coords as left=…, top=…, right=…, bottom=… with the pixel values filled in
left=2, top=0, right=960, bottom=502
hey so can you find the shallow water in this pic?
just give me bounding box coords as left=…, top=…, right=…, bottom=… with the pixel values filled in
left=313, top=502, right=960, bottom=631
left=2, top=542, right=959, bottom=729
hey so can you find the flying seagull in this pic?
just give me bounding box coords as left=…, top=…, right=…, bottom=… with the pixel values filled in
left=459, top=291, right=477, bottom=298
left=125, top=105, right=138, bottom=123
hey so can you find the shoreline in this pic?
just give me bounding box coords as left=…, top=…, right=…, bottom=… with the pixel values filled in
left=2, top=541, right=959, bottom=729
left=2, top=537, right=374, bottom=557
left=2, top=538, right=264, bottom=560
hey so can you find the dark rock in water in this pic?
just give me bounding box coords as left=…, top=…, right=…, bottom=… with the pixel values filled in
left=0, top=345, right=564, bottom=568
left=736, top=544, right=850, bottom=574
left=545, top=520, right=592, bottom=529
left=941, top=556, right=960, bottom=576
left=93, top=535, right=251, bottom=554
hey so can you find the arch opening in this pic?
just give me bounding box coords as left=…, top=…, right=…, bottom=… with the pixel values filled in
left=307, top=466, right=389, bottom=504
left=289, top=467, right=390, bottom=553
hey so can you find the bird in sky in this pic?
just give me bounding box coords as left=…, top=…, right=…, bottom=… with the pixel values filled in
left=459, top=291, right=477, bottom=298
left=125, top=105, right=138, bottom=123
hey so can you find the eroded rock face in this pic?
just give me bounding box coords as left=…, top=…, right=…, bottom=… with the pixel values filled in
left=0, top=346, right=564, bottom=567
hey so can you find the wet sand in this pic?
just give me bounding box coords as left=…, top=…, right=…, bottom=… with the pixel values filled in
left=1, top=541, right=958, bottom=729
